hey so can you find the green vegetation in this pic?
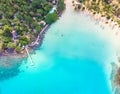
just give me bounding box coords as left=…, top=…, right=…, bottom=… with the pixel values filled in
left=57, top=0, right=66, bottom=12
left=15, top=46, right=21, bottom=53
left=45, top=12, right=58, bottom=24
left=0, top=0, right=65, bottom=53
left=7, top=42, right=16, bottom=49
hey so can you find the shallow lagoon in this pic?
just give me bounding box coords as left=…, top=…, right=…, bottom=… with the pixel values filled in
left=0, top=1, right=113, bottom=94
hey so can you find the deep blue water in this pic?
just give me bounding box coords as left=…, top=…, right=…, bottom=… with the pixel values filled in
left=0, top=1, right=112, bottom=94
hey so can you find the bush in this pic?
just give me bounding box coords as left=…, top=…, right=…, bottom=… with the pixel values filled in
left=45, top=12, right=58, bottom=24
left=7, top=42, right=16, bottom=49
left=16, top=46, right=21, bottom=53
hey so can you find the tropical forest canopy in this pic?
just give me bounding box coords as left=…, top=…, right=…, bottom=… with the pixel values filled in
left=0, top=0, right=65, bottom=53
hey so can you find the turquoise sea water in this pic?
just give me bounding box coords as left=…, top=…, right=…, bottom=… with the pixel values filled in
left=0, top=2, right=113, bottom=94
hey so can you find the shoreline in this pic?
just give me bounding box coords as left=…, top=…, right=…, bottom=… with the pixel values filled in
left=73, top=0, right=120, bottom=35
left=0, top=11, right=64, bottom=58
left=73, top=0, right=120, bottom=94
left=0, top=24, right=50, bottom=58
